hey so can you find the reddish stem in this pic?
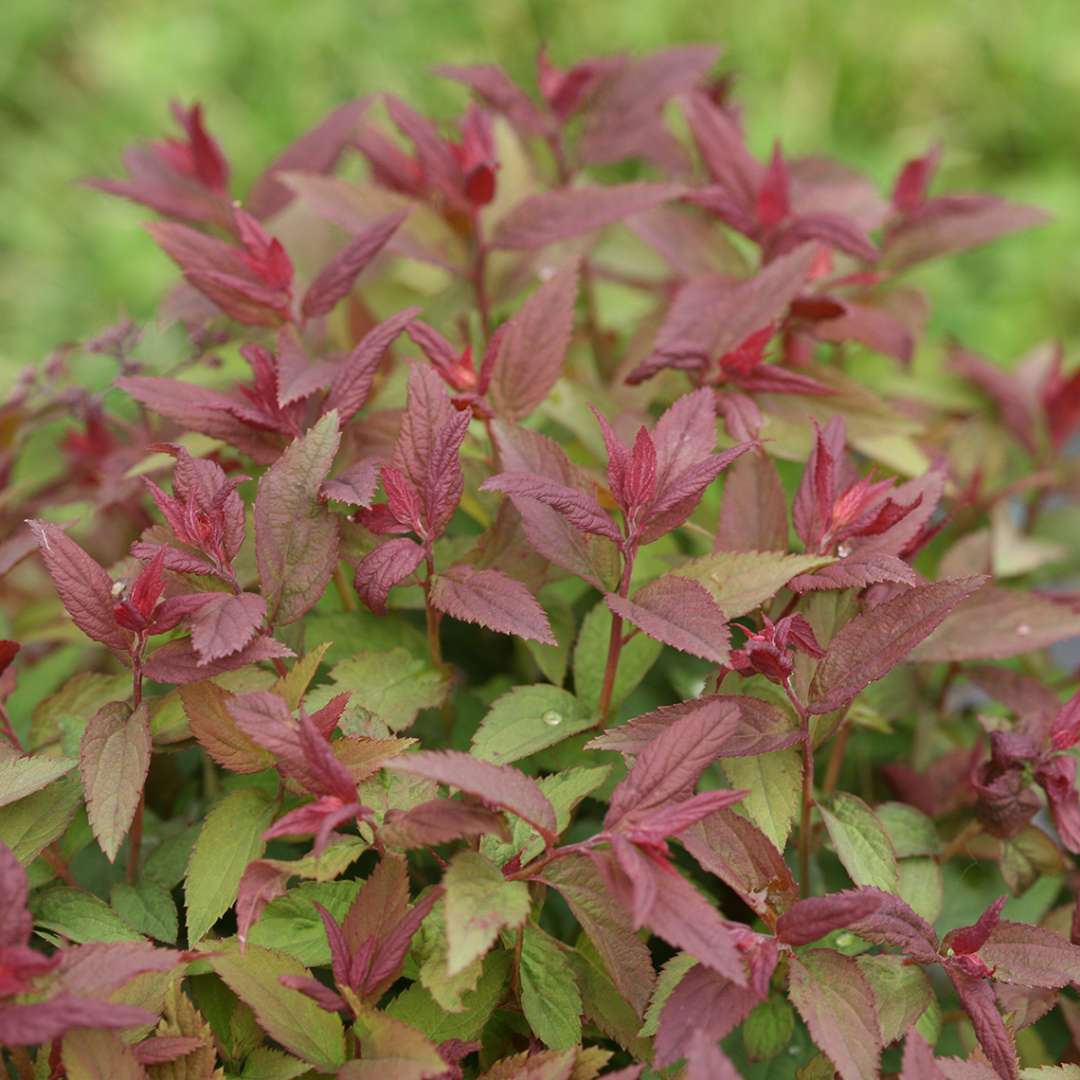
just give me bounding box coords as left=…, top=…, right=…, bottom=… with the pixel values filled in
left=471, top=217, right=492, bottom=343
left=127, top=793, right=145, bottom=885
left=597, top=547, right=636, bottom=727
left=785, top=679, right=815, bottom=898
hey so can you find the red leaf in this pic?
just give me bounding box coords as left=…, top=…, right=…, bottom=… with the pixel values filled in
left=380, top=799, right=509, bottom=849
left=788, top=949, right=882, bottom=1080
left=605, top=700, right=744, bottom=831
left=946, top=968, right=1019, bottom=1080
left=943, top=895, right=1006, bottom=957
left=892, top=145, right=941, bottom=214
left=247, top=99, right=369, bottom=219
left=430, top=564, right=555, bottom=644
left=301, top=211, right=407, bottom=318
left=899, top=1029, right=947, bottom=1080
left=353, top=537, right=425, bottom=614
left=0, top=842, right=30, bottom=949
left=949, top=344, right=1038, bottom=452
left=686, top=1030, right=741, bottom=1080
left=493, top=182, right=685, bottom=250
left=487, top=261, right=579, bottom=421
left=606, top=576, right=729, bottom=663
left=766, top=212, right=878, bottom=263
left=235, top=861, right=288, bottom=945
left=28, top=520, right=130, bottom=655
left=482, top=472, right=620, bottom=542
left=324, top=307, right=421, bottom=422
left=435, top=63, right=548, bottom=136
left=387, top=750, right=557, bottom=840
left=189, top=592, right=266, bottom=664
left=624, top=789, right=747, bottom=846
left=142, top=634, right=293, bottom=684
left=808, top=577, right=988, bottom=713
left=685, top=91, right=762, bottom=210
left=714, top=452, right=789, bottom=553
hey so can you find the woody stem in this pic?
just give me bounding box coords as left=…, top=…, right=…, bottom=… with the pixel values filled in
left=785, top=679, right=815, bottom=898
left=597, top=546, right=636, bottom=728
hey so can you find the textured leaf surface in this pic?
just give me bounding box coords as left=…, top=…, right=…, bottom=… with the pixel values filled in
left=472, top=684, right=592, bottom=764
left=519, top=925, right=583, bottom=1050
left=0, top=753, right=78, bottom=809
left=573, top=601, right=663, bottom=714
left=255, top=412, right=341, bottom=625
left=430, top=565, right=555, bottom=644
left=80, top=702, right=152, bottom=862
left=444, top=851, right=529, bottom=974
left=723, top=747, right=802, bottom=851
left=820, top=793, right=900, bottom=893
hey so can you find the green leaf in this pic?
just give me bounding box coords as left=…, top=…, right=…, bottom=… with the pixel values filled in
left=723, top=747, right=802, bottom=851
left=639, top=951, right=696, bottom=1038
left=110, top=880, right=178, bottom=944
left=444, top=851, right=530, bottom=975
left=568, top=937, right=651, bottom=1060
left=472, top=684, right=593, bottom=764
left=0, top=751, right=78, bottom=808
left=210, top=943, right=345, bottom=1070
left=185, top=788, right=275, bottom=944
left=524, top=598, right=575, bottom=686
left=240, top=1047, right=312, bottom=1080
left=519, top=925, right=582, bottom=1050
left=255, top=411, right=342, bottom=626
left=0, top=776, right=81, bottom=865
left=347, top=1007, right=446, bottom=1079
left=820, top=793, right=899, bottom=893
left=258, top=835, right=368, bottom=882
left=875, top=801, right=940, bottom=857
left=387, top=948, right=511, bottom=1042
left=62, top=1029, right=143, bottom=1079
left=31, top=886, right=143, bottom=943
left=672, top=550, right=835, bottom=618
left=573, top=601, right=662, bottom=713
left=304, top=611, right=427, bottom=666
left=898, top=857, right=944, bottom=923
left=29, top=671, right=131, bottom=752
left=306, top=648, right=449, bottom=731
left=743, top=994, right=796, bottom=1062
left=247, top=880, right=360, bottom=965
left=80, top=701, right=152, bottom=862
left=143, top=824, right=199, bottom=889
left=856, top=954, right=935, bottom=1046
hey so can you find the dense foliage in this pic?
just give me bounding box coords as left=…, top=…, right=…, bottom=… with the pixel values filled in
left=2, top=44, right=1080, bottom=1079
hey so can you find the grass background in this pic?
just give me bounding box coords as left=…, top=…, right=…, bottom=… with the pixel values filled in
left=2, top=0, right=1078, bottom=376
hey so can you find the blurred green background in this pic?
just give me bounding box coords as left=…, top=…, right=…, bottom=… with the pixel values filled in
left=2, top=0, right=1078, bottom=379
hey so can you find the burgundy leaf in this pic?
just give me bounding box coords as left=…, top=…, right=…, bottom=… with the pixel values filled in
left=605, top=576, right=729, bottom=664
left=0, top=997, right=157, bottom=1047
left=946, top=968, right=1019, bottom=1080
left=142, top=634, right=293, bottom=684
left=353, top=537, right=426, bottom=614
left=236, top=861, right=288, bottom=945
left=57, top=940, right=185, bottom=998
left=28, top=520, right=130, bottom=655
left=789, top=551, right=920, bottom=593
left=788, top=949, right=882, bottom=1080
left=387, top=750, right=557, bottom=840
left=0, top=843, right=31, bottom=949
left=341, top=854, right=409, bottom=955
left=685, top=1030, right=741, bottom=1080
left=430, top=564, right=555, bottom=644
left=900, top=1029, right=947, bottom=1080
left=714, top=451, right=789, bottom=552
left=131, top=1035, right=205, bottom=1065
left=487, top=261, right=579, bottom=421
left=482, top=472, right=620, bottom=542
left=247, top=98, right=369, bottom=219
left=766, top=212, right=878, bottom=263
left=364, top=887, right=443, bottom=997
left=301, top=210, right=407, bottom=318
left=979, top=919, right=1080, bottom=988
left=943, top=896, right=1006, bottom=957
left=435, top=63, right=549, bottom=136
left=493, top=182, right=685, bottom=250
left=624, top=789, right=748, bottom=845
left=321, top=457, right=381, bottom=508
left=685, top=91, right=763, bottom=210
left=278, top=974, right=348, bottom=1014
left=808, top=577, right=988, bottom=713
left=188, top=591, right=266, bottom=663
left=380, top=799, right=509, bottom=849
left=324, top=307, right=421, bottom=422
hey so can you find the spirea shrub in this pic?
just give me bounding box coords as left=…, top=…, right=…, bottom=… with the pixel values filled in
left=3, top=43, right=1080, bottom=1079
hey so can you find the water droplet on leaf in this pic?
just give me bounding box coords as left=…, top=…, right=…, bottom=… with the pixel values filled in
left=837, top=542, right=852, bottom=558
left=541, top=710, right=563, bottom=727
left=836, top=932, right=853, bottom=947
left=1017, top=623, right=1032, bottom=636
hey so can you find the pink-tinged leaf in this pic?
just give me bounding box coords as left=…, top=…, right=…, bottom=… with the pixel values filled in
left=629, top=245, right=816, bottom=384
left=595, top=849, right=747, bottom=984
left=776, top=888, right=938, bottom=961
left=606, top=576, right=729, bottom=664
left=949, top=345, right=1038, bottom=452
left=321, top=458, right=380, bottom=507
left=131, top=1035, right=205, bottom=1065
left=714, top=452, right=788, bottom=553
left=814, top=300, right=916, bottom=364
left=588, top=694, right=798, bottom=759
left=384, top=94, right=463, bottom=200
left=681, top=807, right=798, bottom=916
left=278, top=974, right=348, bottom=1013
left=387, top=750, right=557, bottom=840
left=580, top=46, right=720, bottom=172
left=436, top=63, right=549, bottom=135
left=263, top=797, right=366, bottom=855
left=392, top=364, right=471, bottom=537
left=685, top=1030, right=741, bottom=1080
left=893, top=145, right=941, bottom=214
left=274, top=326, right=338, bottom=407
left=429, top=564, right=555, bottom=644
left=188, top=591, right=266, bottom=663
left=909, top=586, right=1080, bottom=662
left=766, top=212, right=878, bottom=263
left=227, top=691, right=326, bottom=795
left=353, top=537, right=426, bottom=614
left=80, top=702, right=152, bottom=863
left=626, top=789, right=747, bottom=845
left=236, top=861, right=288, bottom=945
left=946, top=969, right=1018, bottom=1080
left=540, top=855, right=655, bottom=1017
left=324, top=307, right=421, bottom=422
left=255, top=412, right=341, bottom=625
left=56, top=940, right=185, bottom=998
left=979, top=919, right=1080, bottom=988
left=943, top=896, right=1006, bottom=957
left=885, top=194, right=1050, bottom=271
left=488, top=261, right=579, bottom=421
left=605, top=701, right=741, bottom=830
left=301, top=210, right=407, bottom=318
left=364, top=888, right=442, bottom=998
left=655, top=963, right=761, bottom=1068
left=685, top=91, right=763, bottom=209
left=180, top=681, right=274, bottom=774
left=0, top=997, right=157, bottom=1047
left=380, top=799, right=509, bottom=849
left=789, top=551, right=920, bottom=593
left=247, top=99, right=369, bottom=219
left=788, top=949, right=882, bottom=1080
left=481, top=472, right=620, bottom=542
left=143, top=634, right=293, bottom=684
left=493, top=182, right=685, bottom=250
left=28, top=520, right=130, bottom=655
left=808, top=577, right=988, bottom=713
left=0, top=842, right=31, bottom=948
left=342, top=854, right=409, bottom=955
left=900, top=1029, right=947, bottom=1080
